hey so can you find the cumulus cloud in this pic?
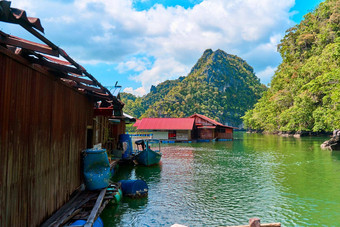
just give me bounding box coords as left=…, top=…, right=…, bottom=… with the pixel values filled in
left=257, top=66, right=277, bottom=85
left=123, top=87, right=147, bottom=96
left=132, top=57, right=189, bottom=92
left=116, top=57, right=153, bottom=73
left=5, top=0, right=297, bottom=94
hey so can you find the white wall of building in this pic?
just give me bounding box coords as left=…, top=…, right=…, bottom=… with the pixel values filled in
left=176, top=130, right=191, bottom=141
left=152, top=131, right=169, bottom=140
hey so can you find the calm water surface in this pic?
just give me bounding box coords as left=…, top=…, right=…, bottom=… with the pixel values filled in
left=101, top=132, right=340, bottom=226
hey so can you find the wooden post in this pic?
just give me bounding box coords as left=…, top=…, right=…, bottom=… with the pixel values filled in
left=249, top=218, right=261, bottom=227
left=84, top=188, right=106, bottom=227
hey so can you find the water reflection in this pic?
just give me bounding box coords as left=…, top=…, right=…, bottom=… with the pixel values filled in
left=102, top=133, right=340, bottom=226
left=135, top=165, right=162, bottom=183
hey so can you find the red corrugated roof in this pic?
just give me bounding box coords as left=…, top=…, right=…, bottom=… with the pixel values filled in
left=0, top=2, right=124, bottom=109
left=136, top=118, right=194, bottom=130
left=190, top=113, right=233, bottom=128
left=0, top=1, right=44, bottom=33
left=133, top=119, right=141, bottom=127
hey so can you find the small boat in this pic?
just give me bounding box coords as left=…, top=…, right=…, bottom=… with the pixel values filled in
left=134, top=139, right=162, bottom=166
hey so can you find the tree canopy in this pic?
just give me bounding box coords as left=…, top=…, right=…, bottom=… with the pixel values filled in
left=242, top=0, right=340, bottom=133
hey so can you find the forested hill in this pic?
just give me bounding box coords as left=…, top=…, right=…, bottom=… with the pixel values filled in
left=243, top=0, right=340, bottom=133
left=121, top=49, right=266, bottom=127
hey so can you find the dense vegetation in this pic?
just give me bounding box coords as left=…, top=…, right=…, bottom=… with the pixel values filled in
left=121, top=49, right=266, bottom=127
left=243, top=0, right=340, bottom=133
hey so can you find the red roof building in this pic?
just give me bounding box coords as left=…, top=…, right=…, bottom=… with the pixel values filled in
left=189, top=114, right=233, bottom=141
left=134, top=118, right=194, bottom=130
left=133, top=118, right=194, bottom=141
left=134, top=114, right=233, bottom=141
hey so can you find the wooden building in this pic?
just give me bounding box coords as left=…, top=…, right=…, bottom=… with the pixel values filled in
left=134, top=114, right=233, bottom=142
left=0, top=2, right=125, bottom=226
left=189, top=114, right=233, bottom=141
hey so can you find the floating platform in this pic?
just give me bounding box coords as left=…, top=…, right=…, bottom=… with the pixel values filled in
left=41, top=183, right=121, bottom=227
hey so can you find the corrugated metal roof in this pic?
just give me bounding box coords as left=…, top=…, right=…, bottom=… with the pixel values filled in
left=136, top=118, right=194, bottom=130
left=0, top=1, right=44, bottom=33
left=133, top=119, right=141, bottom=128
left=190, top=113, right=233, bottom=128
left=0, top=1, right=125, bottom=114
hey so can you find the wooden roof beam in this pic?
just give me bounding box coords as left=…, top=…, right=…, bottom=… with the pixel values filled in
left=76, top=83, right=105, bottom=94
left=60, top=74, right=96, bottom=86
left=0, top=32, right=59, bottom=56
left=29, top=56, right=83, bottom=75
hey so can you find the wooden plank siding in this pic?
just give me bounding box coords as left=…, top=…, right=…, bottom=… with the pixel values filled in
left=198, top=128, right=215, bottom=140
left=217, top=127, right=233, bottom=140
left=191, top=115, right=233, bottom=140
left=0, top=47, right=94, bottom=226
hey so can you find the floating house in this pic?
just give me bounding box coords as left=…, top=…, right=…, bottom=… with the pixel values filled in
left=190, top=113, right=233, bottom=141
left=0, top=2, right=127, bottom=226
left=134, top=114, right=233, bottom=142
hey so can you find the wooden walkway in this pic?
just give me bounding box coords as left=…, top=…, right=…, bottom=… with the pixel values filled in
left=41, top=183, right=120, bottom=227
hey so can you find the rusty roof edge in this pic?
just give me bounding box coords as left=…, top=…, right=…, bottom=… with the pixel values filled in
left=0, top=2, right=121, bottom=107
left=3, top=4, right=124, bottom=108
left=0, top=1, right=44, bottom=33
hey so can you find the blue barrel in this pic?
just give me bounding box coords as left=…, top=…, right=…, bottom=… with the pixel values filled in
left=71, top=217, right=103, bottom=227
left=119, top=180, right=148, bottom=197
left=119, top=134, right=133, bottom=160
left=83, top=149, right=111, bottom=190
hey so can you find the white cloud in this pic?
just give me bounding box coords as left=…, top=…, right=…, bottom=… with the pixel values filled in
left=123, top=87, right=147, bottom=96
left=116, top=57, right=152, bottom=73
left=131, top=57, right=189, bottom=95
left=5, top=0, right=297, bottom=92
left=257, top=66, right=277, bottom=85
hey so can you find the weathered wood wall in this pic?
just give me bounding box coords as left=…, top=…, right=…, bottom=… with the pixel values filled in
left=0, top=47, right=93, bottom=226
left=192, top=115, right=233, bottom=140
left=216, top=127, right=233, bottom=139
left=199, top=128, right=215, bottom=140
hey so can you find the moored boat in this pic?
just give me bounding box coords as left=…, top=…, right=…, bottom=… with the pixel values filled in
left=134, top=139, right=162, bottom=166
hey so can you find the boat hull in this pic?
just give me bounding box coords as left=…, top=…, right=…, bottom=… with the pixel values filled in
left=135, top=149, right=161, bottom=166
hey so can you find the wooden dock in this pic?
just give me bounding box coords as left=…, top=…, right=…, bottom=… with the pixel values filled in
left=41, top=183, right=120, bottom=227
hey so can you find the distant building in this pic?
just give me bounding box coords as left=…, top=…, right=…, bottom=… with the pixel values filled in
left=189, top=114, right=233, bottom=141
left=134, top=118, right=194, bottom=141
left=133, top=114, right=234, bottom=142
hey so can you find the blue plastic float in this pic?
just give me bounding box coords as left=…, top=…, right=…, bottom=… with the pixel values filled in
left=119, top=134, right=133, bottom=160
left=83, top=149, right=111, bottom=190
left=119, top=179, right=148, bottom=198
left=70, top=217, right=103, bottom=227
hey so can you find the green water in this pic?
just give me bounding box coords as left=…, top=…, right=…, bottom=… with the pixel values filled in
left=101, top=132, right=340, bottom=226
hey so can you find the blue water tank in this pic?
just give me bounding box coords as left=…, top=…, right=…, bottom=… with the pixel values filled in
left=83, top=149, right=111, bottom=190
left=119, top=179, right=148, bottom=197
left=119, top=134, right=133, bottom=160
left=71, top=217, right=103, bottom=227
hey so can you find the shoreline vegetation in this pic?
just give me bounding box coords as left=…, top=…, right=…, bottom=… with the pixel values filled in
left=242, top=0, right=339, bottom=134
left=246, top=129, right=332, bottom=138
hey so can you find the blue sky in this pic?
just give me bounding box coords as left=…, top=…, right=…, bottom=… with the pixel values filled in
left=1, top=0, right=323, bottom=96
